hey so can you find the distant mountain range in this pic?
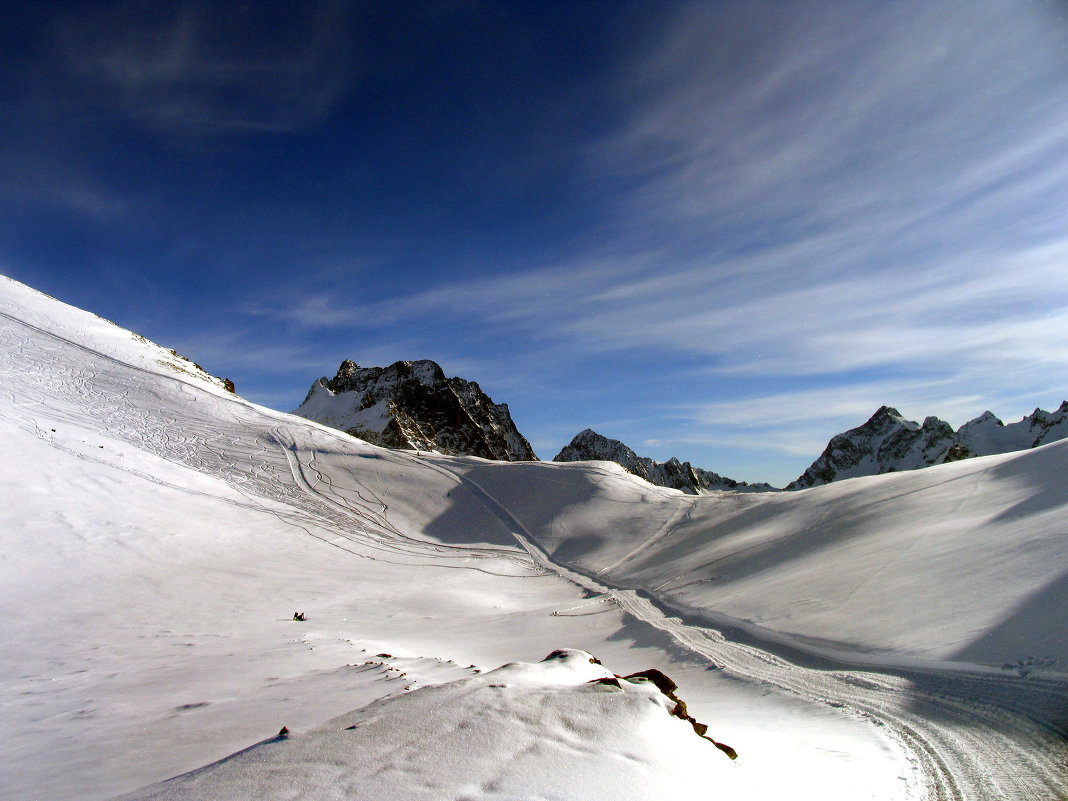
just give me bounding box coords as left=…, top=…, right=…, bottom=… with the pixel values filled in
left=788, top=403, right=1068, bottom=489
left=294, top=359, right=1067, bottom=493
left=553, top=428, right=774, bottom=494
left=293, top=359, right=536, bottom=461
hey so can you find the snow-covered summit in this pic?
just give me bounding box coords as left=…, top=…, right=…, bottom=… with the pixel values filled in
left=293, top=358, right=536, bottom=461
left=790, top=402, right=1068, bottom=488
left=954, top=402, right=1068, bottom=457
left=554, top=428, right=773, bottom=493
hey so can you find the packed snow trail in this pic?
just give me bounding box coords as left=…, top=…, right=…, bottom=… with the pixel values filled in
left=431, top=463, right=1068, bottom=801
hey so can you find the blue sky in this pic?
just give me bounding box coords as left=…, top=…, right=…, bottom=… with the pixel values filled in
left=3, top=1, right=1068, bottom=487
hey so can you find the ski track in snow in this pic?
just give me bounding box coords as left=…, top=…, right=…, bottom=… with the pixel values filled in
left=2, top=307, right=1067, bottom=801
left=0, top=309, right=539, bottom=575
left=596, top=496, right=697, bottom=576
left=425, top=464, right=1068, bottom=801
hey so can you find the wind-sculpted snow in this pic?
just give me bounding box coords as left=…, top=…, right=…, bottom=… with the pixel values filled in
left=115, top=650, right=741, bottom=801
left=0, top=303, right=536, bottom=573
left=419, top=446, right=1068, bottom=799
left=450, top=446, right=1068, bottom=669
left=2, top=275, right=1066, bottom=801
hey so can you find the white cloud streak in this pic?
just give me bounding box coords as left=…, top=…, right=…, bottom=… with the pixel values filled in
left=251, top=1, right=1068, bottom=475
left=58, top=1, right=354, bottom=136
left=267, top=232, right=1068, bottom=385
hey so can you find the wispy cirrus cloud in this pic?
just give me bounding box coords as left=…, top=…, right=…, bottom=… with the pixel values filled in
left=259, top=2, right=1068, bottom=370
left=256, top=230, right=1068, bottom=385
left=16, top=173, right=130, bottom=222
left=57, top=1, right=355, bottom=136
left=594, top=1, right=1068, bottom=245
left=236, top=1, right=1068, bottom=482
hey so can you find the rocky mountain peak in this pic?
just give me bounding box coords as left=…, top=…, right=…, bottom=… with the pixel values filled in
left=868, top=406, right=917, bottom=431
left=790, top=401, right=1068, bottom=489
left=555, top=429, right=646, bottom=476
left=293, top=359, right=536, bottom=461
left=554, top=429, right=773, bottom=494
left=328, top=359, right=447, bottom=395
left=335, top=358, right=358, bottom=382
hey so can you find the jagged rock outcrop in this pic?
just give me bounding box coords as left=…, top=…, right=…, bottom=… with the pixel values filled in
left=789, top=402, right=1068, bottom=489
left=553, top=429, right=773, bottom=494
left=293, top=359, right=536, bottom=461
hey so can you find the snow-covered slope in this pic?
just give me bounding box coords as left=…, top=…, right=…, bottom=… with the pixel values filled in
left=438, top=444, right=1068, bottom=671
left=293, top=358, right=536, bottom=460
left=116, top=649, right=741, bottom=801
left=791, top=403, right=1068, bottom=488
left=2, top=274, right=1065, bottom=801
left=0, top=276, right=910, bottom=801
left=555, top=428, right=773, bottom=493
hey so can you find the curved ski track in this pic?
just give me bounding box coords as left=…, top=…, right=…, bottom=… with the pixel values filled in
left=2, top=308, right=1066, bottom=801
left=427, top=465, right=1068, bottom=801
left=0, top=310, right=538, bottom=574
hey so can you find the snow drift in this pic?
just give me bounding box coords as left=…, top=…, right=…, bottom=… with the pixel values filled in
left=117, top=649, right=739, bottom=801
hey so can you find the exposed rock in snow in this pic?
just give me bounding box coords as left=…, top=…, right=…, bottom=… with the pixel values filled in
left=554, top=428, right=773, bottom=494
left=292, top=359, right=536, bottom=461
left=114, top=650, right=740, bottom=801
left=789, top=402, right=1068, bottom=488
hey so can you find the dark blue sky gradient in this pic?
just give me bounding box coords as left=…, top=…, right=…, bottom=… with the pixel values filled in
left=3, top=1, right=1068, bottom=485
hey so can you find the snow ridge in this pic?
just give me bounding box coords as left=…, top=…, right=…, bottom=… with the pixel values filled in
left=292, top=359, right=537, bottom=461
left=115, top=650, right=739, bottom=801
left=554, top=428, right=773, bottom=494
left=790, top=402, right=1068, bottom=489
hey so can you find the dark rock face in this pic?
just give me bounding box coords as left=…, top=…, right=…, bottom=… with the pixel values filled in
left=790, top=406, right=958, bottom=490
left=553, top=429, right=773, bottom=494
left=293, top=359, right=537, bottom=461
left=585, top=663, right=737, bottom=760
left=789, top=401, right=1068, bottom=489
left=554, top=429, right=649, bottom=479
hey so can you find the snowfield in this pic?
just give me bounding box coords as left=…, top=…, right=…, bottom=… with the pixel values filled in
left=116, top=649, right=744, bottom=801
left=458, top=446, right=1068, bottom=670
left=0, top=274, right=1065, bottom=800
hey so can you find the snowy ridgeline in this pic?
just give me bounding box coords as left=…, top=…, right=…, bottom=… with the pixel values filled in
left=553, top=406, right=1068, bottom=493
left=2, top=273, right=1067, bottom=801
left=554, top=427, right=775, bottom=493
left=295, top=363, right=1067, bottom=494
left=116, top=650, right=738, bottom=801
left=790, top=403, right=1068, bottom=488
left=288, top=332, right=1066, bottom=494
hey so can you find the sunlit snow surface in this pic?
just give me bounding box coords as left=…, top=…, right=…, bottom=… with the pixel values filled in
left=1, top=275, right=1065, bottom=800
left=117, top=649, right=745, bottom=801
